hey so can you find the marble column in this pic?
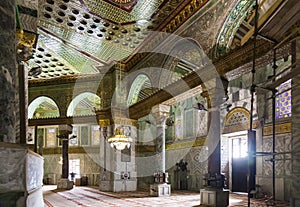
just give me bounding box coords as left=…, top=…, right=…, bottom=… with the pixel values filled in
left=150, top=104, right=171, bottom=197
left=291, top=37, right=300, bottom=205
left=152, top=104, right=170, bottom=173
left=204, top=87, right=226, bottom=176
left=0, top=0, right=17, bottom=143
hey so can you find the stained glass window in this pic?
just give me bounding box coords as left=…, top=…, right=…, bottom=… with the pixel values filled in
left=276, top=79, right=292, bottom=119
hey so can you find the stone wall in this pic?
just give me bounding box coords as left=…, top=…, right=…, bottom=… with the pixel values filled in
left=136, top=145, right=208, bottom=191
left=256, top=133, right=292, bottom=201
left=43, top=153, right=100, bottom=185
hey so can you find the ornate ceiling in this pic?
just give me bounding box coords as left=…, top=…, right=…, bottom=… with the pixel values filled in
left=27, top=0, right=191, bottom=79
left=23, top=0, right=300, bottom=120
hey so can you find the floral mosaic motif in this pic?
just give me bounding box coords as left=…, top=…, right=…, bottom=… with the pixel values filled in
left=276, top=79, right=292, bottom=119
left=216, top=0, right=255, bottom=55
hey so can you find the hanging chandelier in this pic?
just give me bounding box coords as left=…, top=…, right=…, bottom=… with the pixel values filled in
left=107, top=127, right=133, bottom=150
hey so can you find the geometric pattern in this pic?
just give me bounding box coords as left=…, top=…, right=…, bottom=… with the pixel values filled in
left=262, top=133, right=291, bottom=176
left=225, top=107, right=250, bottom=127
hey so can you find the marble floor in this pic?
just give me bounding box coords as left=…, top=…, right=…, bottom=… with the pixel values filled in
left=43, top=185, right=290, bottom=207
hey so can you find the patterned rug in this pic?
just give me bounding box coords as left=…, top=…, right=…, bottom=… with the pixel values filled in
left=43, top=185, right=290, bottom=207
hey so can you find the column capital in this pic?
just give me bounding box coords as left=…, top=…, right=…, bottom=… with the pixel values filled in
left=201, top=78, right=228, bottom=107
left=151, top=104, right=170, bottom=125
left=58, top=124, right=73, bottom=135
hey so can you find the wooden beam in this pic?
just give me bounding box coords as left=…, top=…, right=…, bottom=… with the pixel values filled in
left=241, top=0, right=284, bottom=46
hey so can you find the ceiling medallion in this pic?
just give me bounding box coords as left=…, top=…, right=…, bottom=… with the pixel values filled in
left=105, top=0, right=138, bottom=12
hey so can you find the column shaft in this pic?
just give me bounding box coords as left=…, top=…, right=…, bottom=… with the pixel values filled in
left=207, top=107, right=221, bottom=174
left=62, top=139, right=69, bottom=179
left=0, top=0, right=17, bottom=143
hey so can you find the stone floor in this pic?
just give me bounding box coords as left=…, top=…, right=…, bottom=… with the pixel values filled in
left=43, top=185, right=290, bottom=207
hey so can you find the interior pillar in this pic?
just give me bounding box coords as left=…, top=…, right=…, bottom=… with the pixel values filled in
left=99, top=118, right=137, bottom=192
left=200, top=79, right=229, bottom=207
left=0, top=0, right=17, bottom=143
left=151, top=104, right=170, bottom=173
left=149, top=104, right=171, bottom=197
left=203, top=80, right=228, bottom=176
left=57, top=124, right=73, bottom=189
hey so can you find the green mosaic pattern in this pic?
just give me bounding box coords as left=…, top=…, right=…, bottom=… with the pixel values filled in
left=83, top=0, right=164, bottom=24
left=38, top=31, right=100, bottom=73
left=216, top=0, right=255, bottom=54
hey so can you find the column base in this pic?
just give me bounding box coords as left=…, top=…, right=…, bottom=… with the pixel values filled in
left=99, top=180, right=137, bottom=192
left=200, top=188, right=229, bottom=207
left=57, top=179, right=73, bottom=190
left=150, top=183, right=171, bottom=197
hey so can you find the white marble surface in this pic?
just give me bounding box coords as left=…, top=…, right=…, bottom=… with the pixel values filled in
left=0, top=146, right=26, bottom=192
left=26, top=152, right=44, bottom=192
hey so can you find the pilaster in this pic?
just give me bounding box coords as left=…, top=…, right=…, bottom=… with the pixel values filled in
left=99, top=118, right=137, bottom=192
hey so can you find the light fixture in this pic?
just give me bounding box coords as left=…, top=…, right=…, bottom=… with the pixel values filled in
left=107, top=127, right=133, bottom=150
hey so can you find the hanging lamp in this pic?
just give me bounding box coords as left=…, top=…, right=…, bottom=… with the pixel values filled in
left=107, top=127, right=133, bottom=150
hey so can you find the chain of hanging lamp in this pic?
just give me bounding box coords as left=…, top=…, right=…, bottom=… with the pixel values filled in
left=107, top=62, right=133, bottom=150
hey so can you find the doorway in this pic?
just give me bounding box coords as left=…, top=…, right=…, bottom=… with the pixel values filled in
left=231, top=136, right=248, bottom=192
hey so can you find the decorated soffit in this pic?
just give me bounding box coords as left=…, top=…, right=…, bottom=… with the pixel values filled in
left=28, top=0, right=188, bottom=80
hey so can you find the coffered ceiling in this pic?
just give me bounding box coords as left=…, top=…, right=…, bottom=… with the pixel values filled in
left=27, top=0, right=189, bottom=80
